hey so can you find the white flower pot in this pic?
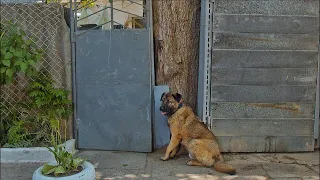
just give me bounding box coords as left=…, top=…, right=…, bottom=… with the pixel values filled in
left=32, top=161, right=95, bottom=180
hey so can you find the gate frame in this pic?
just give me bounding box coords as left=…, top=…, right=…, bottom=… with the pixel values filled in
left=68, top=0, right=154, bottom=148
left=197, top=0, right=213, bottom=128
left=315, top=22, right=320, bottom=148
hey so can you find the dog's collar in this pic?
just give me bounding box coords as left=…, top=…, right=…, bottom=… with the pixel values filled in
left=178, top=103, right=183, bottom=110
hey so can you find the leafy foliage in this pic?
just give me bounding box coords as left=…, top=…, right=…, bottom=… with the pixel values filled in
left=27, top=70, right=72, bottom=119
left=1, top=71, right=72, bottom=147
left=0, top=21, right=43, bottom=84
left=0, top=21, right=72, bottom=148
left=0, top=109, right=32, bottom=147
left=42, top=135, right=85, bottom=177
left=79, top=0, right=96, bottom=8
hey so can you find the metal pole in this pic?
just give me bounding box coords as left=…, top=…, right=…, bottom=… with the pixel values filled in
left=69, top=0, right=78, bottom=143
left=147, top=0, right=155, bottom=151
left=197, top=0, right=213, bottom=128
left=110, top=0, right=114, bottom=29
left=314, top=8, right=320, bottom=148
left=315, top=27, right=320, bottom=147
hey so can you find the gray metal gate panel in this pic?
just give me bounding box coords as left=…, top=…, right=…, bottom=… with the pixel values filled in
left=76, top=30, right=152, bottom=152
left=199, top=0, right=319, bottom=152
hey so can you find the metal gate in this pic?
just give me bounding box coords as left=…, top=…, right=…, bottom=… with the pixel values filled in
left=71, top=0, right=153, bottom=152
left=198, top=0, right=320, bottom=152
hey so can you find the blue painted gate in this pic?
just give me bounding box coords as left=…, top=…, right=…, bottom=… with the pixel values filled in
left=71, top=0, right=153, bottom=152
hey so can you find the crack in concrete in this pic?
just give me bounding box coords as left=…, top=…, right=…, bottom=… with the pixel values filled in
left=305, top=164, right=320, bottom=174
left=252, top=154, right=319, bottom=167
left=259, top=164, right=271, bottom=179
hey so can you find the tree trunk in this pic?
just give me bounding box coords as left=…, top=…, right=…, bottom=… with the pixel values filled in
left=152, top=0, right=201, bottom=111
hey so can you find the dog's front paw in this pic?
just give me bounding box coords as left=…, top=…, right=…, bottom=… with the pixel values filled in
left=169, top=153, right=176, bottom=158
left=160, top=157, right=168, bottom=161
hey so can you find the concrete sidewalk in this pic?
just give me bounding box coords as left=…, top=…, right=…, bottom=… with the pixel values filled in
left=1, top=148, right=319, bottom=180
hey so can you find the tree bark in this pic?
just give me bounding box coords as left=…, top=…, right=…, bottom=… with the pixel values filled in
left=152, top=0, right=201, bottom=111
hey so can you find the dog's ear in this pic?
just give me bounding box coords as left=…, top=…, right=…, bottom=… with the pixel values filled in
left=172, top=93, right=182, bottom=103
left=160, top=92, right=165, bottom=101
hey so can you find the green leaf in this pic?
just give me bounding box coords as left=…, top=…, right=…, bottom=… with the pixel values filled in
left=25, top=40, right=31, bottom=45
left=14, top=61, right=21, bottom=67
left=41, top=163, right=57, bottom=175
left=9, top=46, right=15, bottom=53
left=16, top=36, right=23, bottom=44
left=27, top=60, right=36, bottom=66
left=0, top=67, right=6, bottom=73
left=6, top=69, right=13, bottom=78
left=1, top=47, right=6, bottom=55
left=19, top=29, right=26, bottom=36
left=73, top=158, right=85, bottom=168
left=5, top=77, right=13, bottom=84
left=20, top=62, right=28, bottom=73
left=14, top=51, right=23, bottom=57
left=2, top=60, right=10, bottom=67
left=4, top=52, right=13, bottom=59
left=54, top=166, right=66, bottom=176
left=35, top=54, right=42, bottom=61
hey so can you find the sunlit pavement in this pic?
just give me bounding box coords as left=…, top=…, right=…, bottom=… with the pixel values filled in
left=1, top=148, right=319, bottom=180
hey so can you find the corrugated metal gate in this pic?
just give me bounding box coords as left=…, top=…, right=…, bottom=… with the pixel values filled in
left=198, top=0, right=320, bottom=152
left=71, top=0, right=153, bottom=152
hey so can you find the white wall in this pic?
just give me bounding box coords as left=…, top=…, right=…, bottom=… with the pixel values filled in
left=77, top=0, right=143, bottom=28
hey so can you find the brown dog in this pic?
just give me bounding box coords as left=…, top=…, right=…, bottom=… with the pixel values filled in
left=159, top=92, right=236, bottom=175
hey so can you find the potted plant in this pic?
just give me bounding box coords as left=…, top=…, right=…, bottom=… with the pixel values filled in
left=29, top=71, right=95, bottom=179
left=32, top=136, right=96, bottom=180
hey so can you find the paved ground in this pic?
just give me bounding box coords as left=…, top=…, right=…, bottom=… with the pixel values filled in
left=1, top=148, right=319, bottom=180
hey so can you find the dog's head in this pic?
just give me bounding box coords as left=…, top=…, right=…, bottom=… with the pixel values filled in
left=160, top=92, right=183, bottom=116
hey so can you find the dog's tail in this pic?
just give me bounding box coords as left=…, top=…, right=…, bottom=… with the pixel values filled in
left=213, top=161, right=236, bottom=175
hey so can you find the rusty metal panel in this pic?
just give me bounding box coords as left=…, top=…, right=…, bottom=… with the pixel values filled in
left=211, top=85, right=316, bottom=103
left=213, top=33, right=318, bottom=51
left=216, top=136, right=315, bottom=152
left=211, top=103, right=315, bottom=119
left=212, top=50, right=318, bottom=68
left=212, top=68, right=317, bottom=85
left=211, top=119, right=314, bottom=136
left=214, top=0, right=319, bottom=16
left=214, top=15, right=319, bottom=34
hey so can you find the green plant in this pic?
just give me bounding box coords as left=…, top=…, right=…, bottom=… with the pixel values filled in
left=0, top=21, right=43, bottom=84
left=0, top=107, right=33, bottom=148
left=41, top=135, right=85, bottom=176
left=1, top=70, right=72, bottom=147
left=24, top=70, right=72, bottom=145
left=28, top=71, right=72, bottom=118
left=79, top=0, right=95, bottom=8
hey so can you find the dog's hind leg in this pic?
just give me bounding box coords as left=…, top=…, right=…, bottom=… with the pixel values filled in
left=186, top=159, right=203, bottom=166
left=196, top=154, right=215, bottom=167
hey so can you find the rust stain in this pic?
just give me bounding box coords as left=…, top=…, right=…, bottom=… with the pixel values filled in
left=247, top=103, right=301, bottom=113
